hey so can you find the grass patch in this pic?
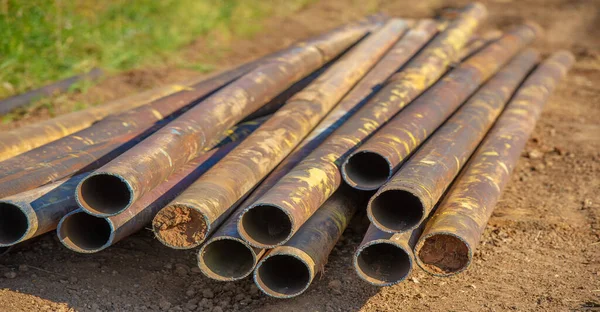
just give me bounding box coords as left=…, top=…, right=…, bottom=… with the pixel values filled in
left=0, top=0, right=313, bottom=100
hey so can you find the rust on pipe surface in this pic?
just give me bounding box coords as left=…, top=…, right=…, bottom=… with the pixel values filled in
left=414, top=51, right=575, bottom=276
left=354, top=224, right=415, bottom=286
left=0, top=68, right=243, bottom=199
left=0, top=74, right=214, bottom=162
left=79, top=26, right=369, bottom=219
left=197, top=19, right=439, bottom=281
left=152, top=20, right=407, bottom=249
left=342, top=24, right=540, bottom=194
left=243, top=3, right=487, bottom=248
left=57, top=141, right=238, bottom=253
left=254, top=186, right=360, bottom=298
left=364, top=49, right=539, bottom=232
left=457, top=29, right=503, bottom=61
left=0, top=118, right=264, bottom=247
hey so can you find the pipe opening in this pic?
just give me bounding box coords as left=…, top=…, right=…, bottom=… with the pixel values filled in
left=152, top=205, right=207, bottom=248
left=58, top=212, right=111, bottom=251
left=241, top=205, right=292, bottom=247
left=0, top=203, right=28, bottom=245
left=417, top=234, right=470, bottom=275
left=343, top=151, right=392, bottom=190
left=369, top=190, right=423, bottom=232
left=356, top=242, right=411, bottom=285
left=78, top=174, right=132, bottom=215
left=200, top=239, right=255, bottom=280
left=256, top=254, right=310, bottom=297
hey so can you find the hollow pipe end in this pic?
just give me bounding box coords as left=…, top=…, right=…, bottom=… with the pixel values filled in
left=56, top=209, right=115, bottom=254
left=0, top=201, right=33, bottom=247
left=414, top=232, right=473, bottom=277
left=253, top=248, right=315, bottom=298
left=76, top=172, right=134, bottom=217
left=152, top=204, right=210, bottom=250
left=366, top=188, right=425, bottom=234
left=341, top=150, right=393, bottom=191
left=353, top=239, right=413, bottom=286
left=237, top=203, right=295, bottom=249
left=197, top=236, right=258, bottom=282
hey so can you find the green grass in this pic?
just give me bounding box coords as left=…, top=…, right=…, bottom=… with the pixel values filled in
left=0, top=0, right=313, bottom=99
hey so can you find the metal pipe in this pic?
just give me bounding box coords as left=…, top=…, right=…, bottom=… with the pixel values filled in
left=353, top=225, right=415, bottom=286
left=342, top=24, right=540, bottom=194
left=77, top=26, right=369, bottom=219
left=254, top=186, right=360, bottom=298
left=152, top=20, right=408, bottom=249
left=414, top=51, right=575, bottom=276
left=242, top=3, right=487, bottom=248
left=0, top=118, right=265, bottom=247
left=0, top=65, right=250, bottom=199
left=0, top=68, right=104, bottom=115
left=57, top=139, right=239, bottom=253
left=197, top=20, right=439, bottom=281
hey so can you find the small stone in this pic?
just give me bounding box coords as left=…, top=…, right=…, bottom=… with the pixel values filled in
left=411, top=277, right=420, bottom=284
left=212, top=307, right=223, bottom=312
left=202, top=289, right=214, bottom=299
left=468, top=284, right=476, bottom=289
left=534, top=163, right=545, bottom=172
left=91, top=303, right=100, bottom=310
left=185, top=303, right=197, bottom=310
left=234, top=294, right=245, bottom=302
left=159, top=300, right=172, bottom=311
left=200, top=298, right=212, bottom=309
left=527, top=149, right=543, bottom=159
left=4, top=271, right=17, bottom=279
left=190, top=267, right=202, bottom=274
left=164, top=263, right=173, bottom=270
left=185, top=289, right=196, bottom=297
left=18, top=265, right=28, bottom=272
left=175, top=264, right=190, bottom=276
left=69, top=276, right=78, bottom=284
left=328, top=279, right=342, bottom=294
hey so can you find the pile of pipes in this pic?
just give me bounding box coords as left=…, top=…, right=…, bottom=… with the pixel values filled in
left=0, top=3, right=573, bottom=299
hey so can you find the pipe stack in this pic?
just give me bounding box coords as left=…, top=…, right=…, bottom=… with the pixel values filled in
left=0, top=2, right=574, bottom=301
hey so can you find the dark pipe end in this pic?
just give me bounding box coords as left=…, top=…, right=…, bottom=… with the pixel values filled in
left=341, top=151, right=392, bottom=191
left=57, top=210, right=112, bottom=253
left=152, top=204, right=208, bottom=249
left=0, top=202, right=29, bottom=246
left=354, top=241, right=412, bottom=286
left=416, top=233, right=471, bottom=276
left=77, top=173, right=133, bottom=216
left=239, top=204, right=293, bottom=248
left=198, top=237, right=257, bottom=281
left=254, top=254, right=312, bottom=298
left=368, top=189, right=424, bottom=233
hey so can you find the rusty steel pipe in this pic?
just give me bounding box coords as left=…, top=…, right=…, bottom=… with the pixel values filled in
left=78, top=26, right=369, bottom=218
left=0, top=119, right=264, bottom=247
left=354, top=225, right=416, bottom=286
left=457, top=30, right=503, bottom=61
left=242, top=3, right=487, bottom=248
left=0, top=68, right=104, bottom=115
left=57, top=138, right=243, bottom=253
left=342, top=24, right=540, bottom=194
left=151, top=20, right=408, bottom=249
left=364, top=49, right=539, bottom=233
left=0, top=65, right=252, bottom=199
left=414, top=51, right=575, bottom=276
left=254, top=187, right=360, bottom=298
left=197, top=20, right=439, bottom=281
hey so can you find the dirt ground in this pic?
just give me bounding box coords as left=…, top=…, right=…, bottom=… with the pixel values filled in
left=1, top=0, right=599, bottom=311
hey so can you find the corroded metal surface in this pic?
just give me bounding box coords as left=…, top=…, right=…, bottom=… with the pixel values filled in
left=0, top=66, right=248, bottom=199
left=0, top=74, right=211, bottom=162
left=353, top=224, right=415, bottom=286
left=342, top=24, right=540, bottom=193
left=0, top=118, right=264, bottom=248
left=414, top=51, right=575, bottom=276
left=80, top=26, right=368, bottom=218
left=198, top=20, right=436, bottom=281
left=151, top=20, right=407, bottom=249
left=246, top=3, right=487, bottom=248
left=457, top=29, right=503, bottom=61
left=58, top=140, right=238, bottom=253
left=254, top=186, right=360, bottom=298
left=0, top=68, right=103, bottom=115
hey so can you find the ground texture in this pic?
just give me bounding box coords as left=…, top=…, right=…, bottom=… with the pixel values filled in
left=0, top=0, right=599, bottom=311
